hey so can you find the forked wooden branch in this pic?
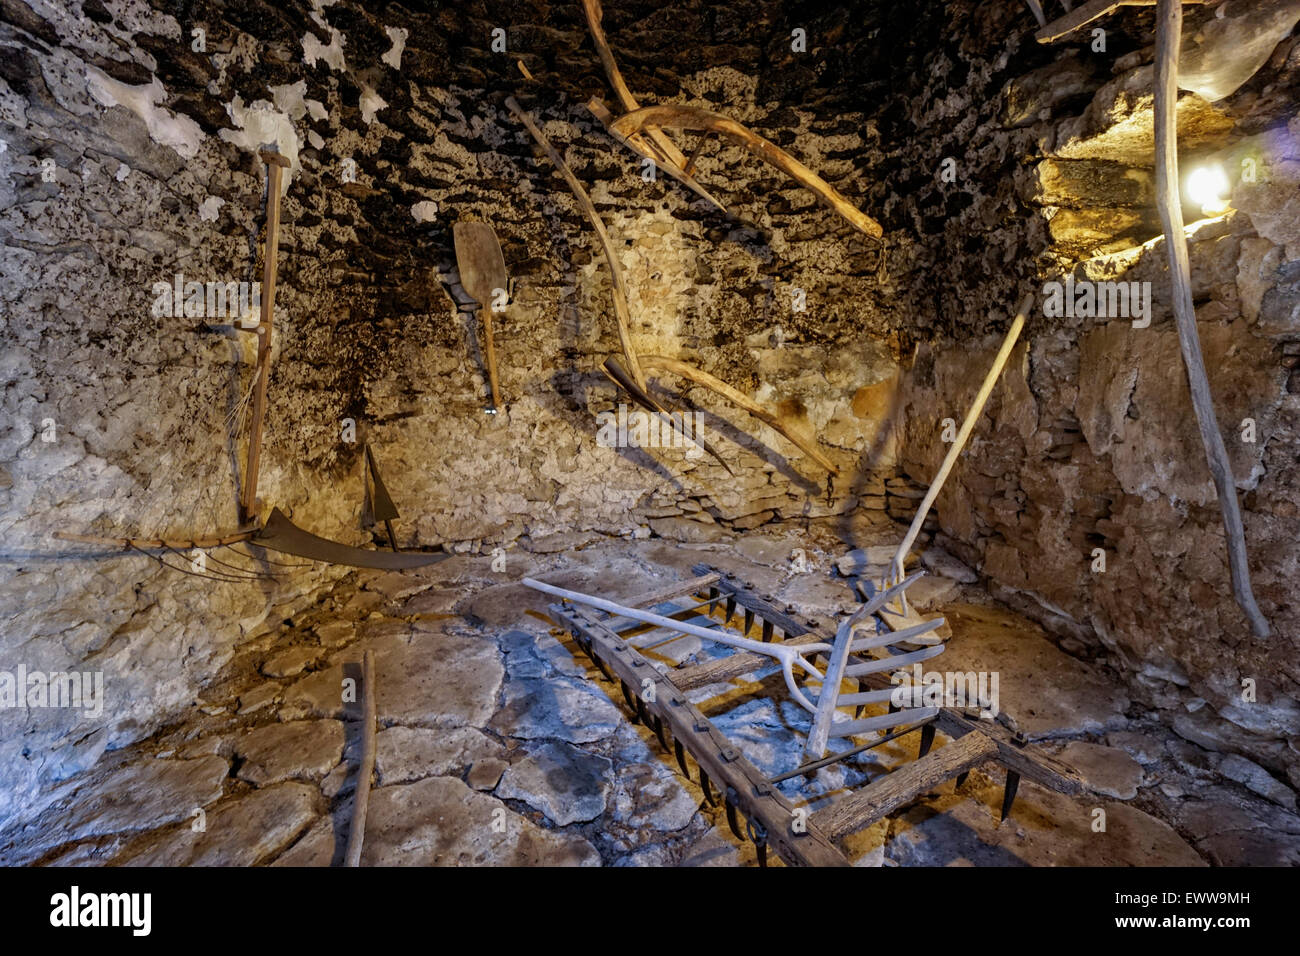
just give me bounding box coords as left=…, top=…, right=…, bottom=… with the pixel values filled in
left=1154, top=0, right=1269, bottom=638
left=505, top=95, right=647, bottom=390
left=804, top=571, right=927, bottom=760
left=579, top=0, right=690, bottom=171
left=610, top=105, right=883, bottom=239
left=886, top=293, right=1033, bottom=612
left=344, top=650, right=377, bottom=867
left=639, top=354, right=839, bottom=475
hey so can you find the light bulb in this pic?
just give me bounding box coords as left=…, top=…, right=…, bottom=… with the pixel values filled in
left=1185, top=164, right=1231, bottom=217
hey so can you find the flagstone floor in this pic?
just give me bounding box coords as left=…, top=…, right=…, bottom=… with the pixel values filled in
left=2, top=529, right=1296, bottom=867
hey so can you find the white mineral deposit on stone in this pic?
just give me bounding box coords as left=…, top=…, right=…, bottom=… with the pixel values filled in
left=197, top=196, right=225, bottom=222
left=383, top=26, right=409, bottom=70
left=219, top=94, right=300, bottom=189
left=359, top=85, right=388, bottom=125
left=411, top=200, right=438, bottom=223
left=84, top=67, right=203, bottom=160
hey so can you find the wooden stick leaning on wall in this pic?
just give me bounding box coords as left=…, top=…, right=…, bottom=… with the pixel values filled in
left=609, top=105, right=883, bottom=239
left=55, top=526, right=261, bottom=550
left=579, top=0, right=689, bottom=171
left=240, top=149, right=290, bottom=523
left=344, top=650, right=377, bottom=867
left=638, top=355, right=839, bottom=475
left=886, top=293, right=1034, bottom=615
left=505, top=96, right=647, bottom=390
left=1153, top=0, right=1270, bottom=638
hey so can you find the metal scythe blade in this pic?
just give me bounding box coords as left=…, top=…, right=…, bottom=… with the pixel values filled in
left=252, top=508, right=449, bottom=570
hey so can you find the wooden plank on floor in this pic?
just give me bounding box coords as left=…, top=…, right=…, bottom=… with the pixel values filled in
left=810, top=732, right=1000, bottom=840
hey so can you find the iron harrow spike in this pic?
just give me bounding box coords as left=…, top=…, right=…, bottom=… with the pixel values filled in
left=619, top=680, right=640, bottom=723
left=918, top=722, right=937, bottom=758
left=673, top=737, right=691, bottom=779
left=955, top=771, right=970, bottom=789
left=745, top=818, right=769, bottom=868
left=700, top=772, right=717, bottom=806
left=650, top=713, right=669, bottom=750
left=635, top=695, right=651, bottom=727
left=1000, top=770, right=1021, bottom=822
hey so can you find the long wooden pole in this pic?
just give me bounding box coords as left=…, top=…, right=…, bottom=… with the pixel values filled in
left=505, top=96, right=647, bottom=390
left=888, top=294, right=1033, bottom=609
left=1154, top=0, right=1269, bottom=638
left=241, top=149, right=289, bottom=522
left=344, top=650, right=377, bottom=867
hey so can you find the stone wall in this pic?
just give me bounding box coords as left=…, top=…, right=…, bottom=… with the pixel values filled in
left=0, top=0, right=911, bottom=825
left=894, top=4, right=1300, bottom=794
left=1, top=0, right=1296, bottom=826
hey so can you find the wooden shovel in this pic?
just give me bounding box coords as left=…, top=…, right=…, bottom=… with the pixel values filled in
left=453, top=222, right=508, bottom=412
left=240, top=148, right=290, bottom=523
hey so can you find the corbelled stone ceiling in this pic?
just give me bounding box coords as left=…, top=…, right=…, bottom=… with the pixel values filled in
left=1, top=0, right=1298, bottom=868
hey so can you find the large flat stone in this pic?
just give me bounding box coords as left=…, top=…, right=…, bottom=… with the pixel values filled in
left=124, top=783, right=318, bottom=866
left=234, top=720, right=345, bottom=786
left=375, top=726, right=503, bottom=785
left=496, top=741, right=612, bottom=825
left=1, top=756, right=229, bottom=859
left=283, top=624, right=503, bottom=728
left=939, top=604, right=1129, bottom=739
left=887, top=774, right=1205, bottom=867
left=359, top=776, right=600, bottom=865
left=1056, top=740, right=1144, bottom=800
left=490, top=676, right=623, bottom=744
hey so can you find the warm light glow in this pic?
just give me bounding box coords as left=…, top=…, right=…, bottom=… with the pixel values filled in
left=1186, top=164, right=1231, bottom=217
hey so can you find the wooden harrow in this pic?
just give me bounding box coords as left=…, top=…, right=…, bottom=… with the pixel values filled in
left=537, top=565, right=1088, bottom=867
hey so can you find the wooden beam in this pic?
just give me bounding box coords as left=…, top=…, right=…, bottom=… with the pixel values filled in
left=810, top=732, right=1000, bottom=840
left=610, top=105, right=883, bottom=239
left=505, top=96, right=647, bottom=390
left=1153, top=0, right=1270, bottom=638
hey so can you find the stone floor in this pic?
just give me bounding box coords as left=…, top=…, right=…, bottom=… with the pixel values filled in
left=3, top=522, right=1297, bottom=867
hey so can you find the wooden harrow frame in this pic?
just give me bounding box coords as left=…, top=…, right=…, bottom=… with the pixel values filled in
left=545, top=564, right=1088, bottom=867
